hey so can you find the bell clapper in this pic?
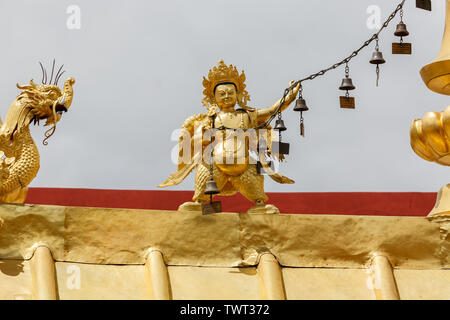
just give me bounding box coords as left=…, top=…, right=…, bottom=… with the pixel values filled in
left=300, top=115, right=305, bottom=137
left=293, top=86, right=309, bottom=137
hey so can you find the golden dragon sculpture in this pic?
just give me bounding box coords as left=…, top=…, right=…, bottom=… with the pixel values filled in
left=0, top=62, right=75, bottom=203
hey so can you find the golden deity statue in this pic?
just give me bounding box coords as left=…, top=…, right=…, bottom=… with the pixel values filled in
left=410, top=0, right=450, bottom=217
left=159, top=60, right=300, bottom=213
left=0, top=62, right=75, bottom=203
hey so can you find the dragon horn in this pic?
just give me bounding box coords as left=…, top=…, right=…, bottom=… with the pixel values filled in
left=16, top=79, right=38, bottom=91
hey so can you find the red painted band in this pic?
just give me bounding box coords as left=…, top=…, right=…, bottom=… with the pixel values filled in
left=24, top=188, right=436, bottom=216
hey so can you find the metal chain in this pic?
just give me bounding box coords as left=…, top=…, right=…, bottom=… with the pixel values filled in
left=254, top=0, right=406, bottom=130
left=400, top=8, right=404, bottom=44
left=219, top=0, right=406, bottom=131
left=277, top=110, right=283, bottom=140
left=344, top=62, right=350, bottom=97
left=299, top=1, right=404, bottom=84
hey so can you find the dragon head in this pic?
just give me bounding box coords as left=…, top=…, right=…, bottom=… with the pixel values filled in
left=0, top=61, right=76, bottom=142
left=15, top=77, right=75, bottom=127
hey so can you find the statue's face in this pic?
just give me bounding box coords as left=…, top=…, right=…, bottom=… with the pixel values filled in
left=214, top=83, right=237, bottom=110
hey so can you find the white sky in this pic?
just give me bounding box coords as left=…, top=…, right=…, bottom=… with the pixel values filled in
left=0, top=0, right=448, bottom=192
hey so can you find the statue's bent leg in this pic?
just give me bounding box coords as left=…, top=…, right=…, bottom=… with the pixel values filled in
left=231, top=165, right=279, bottom=214
left=192, top=163, right=213, bottom=203
left=230, top=165, right=267, bottom=202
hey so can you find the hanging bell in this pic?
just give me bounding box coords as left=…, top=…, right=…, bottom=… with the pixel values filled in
left=339, top=77, right=356, bottom=91
left=202, top=177, right=222, bottom=214
left=370, top=49, right=385, bottom=87
left=274, top=119, right=287, bottom=131
left=392, top=19, right=412, bottom=55
left=339, top=78, right=356, bottom=109
left=394, top=21, right=409, bottom=37
left=293, top=95, right=308, bottom=137
left=293, top=97, right=309, bottom=112
left=370, top=51, right=386, bottom=65
left=204, top=179, right=220, bottom=195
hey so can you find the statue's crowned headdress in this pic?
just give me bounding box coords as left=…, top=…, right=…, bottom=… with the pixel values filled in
left=202, top=60, right=251, bottom=109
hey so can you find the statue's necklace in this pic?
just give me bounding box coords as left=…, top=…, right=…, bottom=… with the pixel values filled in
left=216, top=111, right=245, bottom=130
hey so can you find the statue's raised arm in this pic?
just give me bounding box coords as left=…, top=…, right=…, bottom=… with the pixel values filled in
left=256, top=80, right=301, bottom=122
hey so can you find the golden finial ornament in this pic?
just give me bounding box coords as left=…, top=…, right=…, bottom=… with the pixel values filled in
left=410, top=1, right=450, bottom=217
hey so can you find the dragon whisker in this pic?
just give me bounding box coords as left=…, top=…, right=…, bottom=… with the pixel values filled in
left=54, top=64, right=64, bottom=85
left=49, top=58, right=55, bottom=85
left=39, top=62, right=46, bottom=85
left=54, top=71, right=65, bottom=86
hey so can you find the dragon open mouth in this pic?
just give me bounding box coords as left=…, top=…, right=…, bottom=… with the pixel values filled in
left=53, top=103, right=67, bottom=116
left=55, top=104, right=67, bottom=113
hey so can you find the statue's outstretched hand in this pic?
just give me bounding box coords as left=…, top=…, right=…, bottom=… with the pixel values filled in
left=257, top=80, right=302, bottom=121
left=286, top=80, right=301, bottom=104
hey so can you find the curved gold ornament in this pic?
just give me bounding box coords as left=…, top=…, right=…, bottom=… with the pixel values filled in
left=0, top=76, right=75, bottom=203
left=410, top=106, right=450, bottom=166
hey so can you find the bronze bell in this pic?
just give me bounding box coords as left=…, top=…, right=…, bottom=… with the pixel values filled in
left=293, top=97, right=309, bottom=112
left=274, top=119, right=287, bottom=131
left=394, top=21, right=409, bottom=37
left=204, top=179, right=219, bottom=195
left=339, top=77, right=356, bottom=91
left=370, top=51, right=386, bottom=65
